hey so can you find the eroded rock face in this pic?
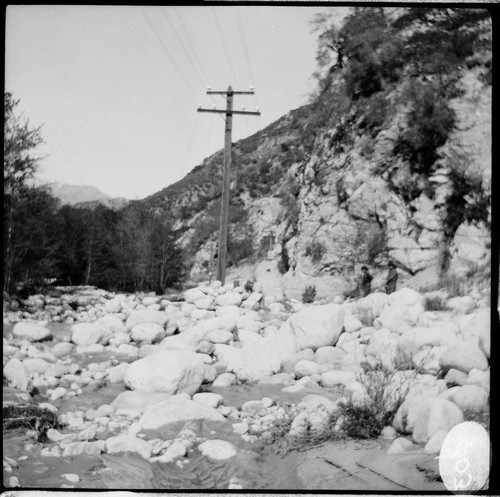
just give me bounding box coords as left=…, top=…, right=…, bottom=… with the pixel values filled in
left=124, top=350, right=205, bottom=395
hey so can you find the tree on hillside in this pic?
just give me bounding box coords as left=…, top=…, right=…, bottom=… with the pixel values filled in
left=3, top=92, right=60, bottom=293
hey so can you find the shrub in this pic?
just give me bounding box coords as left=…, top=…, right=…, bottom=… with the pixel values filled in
left=305, top=240, right=326, bottom=264
left=338, top=359, right=411, bottom=439
left=424, top=294, right=446, bottom=311
left=395, top=82, right=455, bottom=175
left=354, top=304, right=375, bottom=326
left=302, top=285, right=317, bottom=303
left=440, top=274, right=466, bottom=298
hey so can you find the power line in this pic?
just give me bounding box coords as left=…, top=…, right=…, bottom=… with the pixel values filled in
left=140, top=7, right=200, bottom=101
left=120, top=10, right=172, bottom=90
left=234, top=7, right=256, bottom=86
left=212, top=8, right=239, bottom=87
left=161, top=8, right=207, bottom=91
left=181, top=112, right=200, bottom=177
left=174, top=7, right=210, bottom=86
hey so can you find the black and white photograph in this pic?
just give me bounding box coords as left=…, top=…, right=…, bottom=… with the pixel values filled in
left=3, top=3, right=494, bottom=492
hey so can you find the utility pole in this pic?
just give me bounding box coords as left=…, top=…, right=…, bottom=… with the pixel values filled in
left=198, top=86, right=260, bottom=285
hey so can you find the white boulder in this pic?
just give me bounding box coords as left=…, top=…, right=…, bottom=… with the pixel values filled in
left=393, top=394, right=464, bottom=444
left=439, top=341, right=488, bottom=374
left=131, top=323, right=166, bottom=344
left=124, top=350, right=205, bottom=395
left=13, top=322, right=52, bottom=342
left=277, top=304, right=345, bottom=351
left=138, top=396, right=225, bottom=437
left=198, top=440, right=237, bottom=461
left=70, top=322, right=110, bottom=346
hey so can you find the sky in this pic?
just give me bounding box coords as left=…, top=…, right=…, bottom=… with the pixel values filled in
left=5, top=5, right=349, bottom=200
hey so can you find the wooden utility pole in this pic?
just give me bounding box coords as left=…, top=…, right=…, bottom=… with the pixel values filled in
left=198, top=86, right=260, bottom=285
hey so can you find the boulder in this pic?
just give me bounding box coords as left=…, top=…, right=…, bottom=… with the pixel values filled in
left=138, top=396, right=225, bottom=437
left=424, top=429, right=448, bottom=454
left=289, top=405, right=332, bottom=437
left=12, top=322, right=52, bottom=342
left=95, top=315, right=125, bottom=334
left=314, top=346, right=346, bottom=369
left=276, top=304, right=345, bottom=351
left=70, top=322, right=110, bottom=347
left=131, top=323, right=166, bottom=344
left=184, top=288, right=207, bottom=303
left=104, top=298, right=123, bottom=314
left=354, top=292, right=390, bottom=320
left=51, top=342, right=74, bottom=357
left=212, top=372, right=236, bottom=388
left=105, top=435, right=153, bottom=459
left=22, top=358, right=50, bottom=375
left=449, top=385, right=489, bottom=413
left=198, top=440, right=237, bottom=461
left=215, top=292, right=243, bottom=307
left=124, top=350, right=205, bottom=395
left=466, top=368, right=490, bottom=391
left=206, top=329, right=234, bottom=344
left=439, top=341, right=488, bottom=374
left=393, top=395, right=464, bottom=444
left=344, top=314, right=363, bottom=333
left=294, top=360, right=321, bottom=378
left=387, top=437, right=418, bottom=454
left=321, top=370, right=357, bottom=388
left=125, top=309, right=169, bottom=331
left=192, top=392, right=223, bottom=408
left=444, top=368, right=469, bottom=387
left=111, top=391, right=171, bottom=411
left=159, top=324, right=207, bottom=352
left=4, top=358, right=32, bottom=392
left=388, top=288, right=423, bottom=307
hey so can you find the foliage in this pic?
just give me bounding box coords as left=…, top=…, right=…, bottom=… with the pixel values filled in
left=338, top=360, right=411, bottom=438
left=354, top=304, right=375, bottom=326
left=395, top=82, right=455, bottom=175
left=442, top=148, right=490, bottom=240
left=305, top=240, right=326, bottom=264
left=4, top=186, right=61, bottom=293
left=3, top=404, right=61, bottom=441
left=4, top=92, right=44, bottom=197
left=302, top=285, right=317, bottom=303
left=423, top=294, right=446, bottom=311
left=54, top=202, right=185, bottom=293
left=439, top=273, right=467, bottom=298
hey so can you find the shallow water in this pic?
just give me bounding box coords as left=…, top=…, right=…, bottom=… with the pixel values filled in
left=4, top=320, right=340, bottom=490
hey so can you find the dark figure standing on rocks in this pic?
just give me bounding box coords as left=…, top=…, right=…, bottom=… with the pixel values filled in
left=385, top=261, right=398, bottom=294
left=359, top=265, right=373, bottom=297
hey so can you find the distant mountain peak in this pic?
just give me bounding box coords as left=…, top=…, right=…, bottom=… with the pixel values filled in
left=49, top=182, right=111, bottom=206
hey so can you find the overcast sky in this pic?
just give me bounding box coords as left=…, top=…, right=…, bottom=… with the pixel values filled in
left=5, top=5, right=349, bottom=199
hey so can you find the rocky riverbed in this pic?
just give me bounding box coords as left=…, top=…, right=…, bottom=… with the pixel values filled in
left=3, top=282, right=490, bottom=490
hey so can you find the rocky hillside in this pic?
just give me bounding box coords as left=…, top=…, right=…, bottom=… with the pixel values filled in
left=140, top=8, right=492, bottom=300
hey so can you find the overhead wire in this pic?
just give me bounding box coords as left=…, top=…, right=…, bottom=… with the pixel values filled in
left=234, top=7, right=262, bottom=134
left=140, top=7, right=200, bottom=101
left=212, top=8, right=240, bottom=88
left=181, top=112, right=200, bottom=177
left=119, top=9, right=173, bottom=90
left=160, top=7, right=207, bottom=92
